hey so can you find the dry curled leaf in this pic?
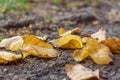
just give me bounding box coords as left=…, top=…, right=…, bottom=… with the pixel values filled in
left=50, top=35, right=83, bottom=49
left=73, top=47, right=89, bottom=62
left=0, top=50, right=22, bottom=64
left=22, top=35, right=59, bottom=58
left=91, top=28, right=106, bottom=42
left=88, top=39, right=113, bottom=65
left=102, top=37, right=120, bottom=54
left=59, top=27, right=81, bottom=36
left=0, top=36, right=24, bottom=51
left=65, top=64, right=99, bottom=80
left=73, top=38, right=92, bottom=62
left=73, top=38, right=113, bottom=65
left=90, top=44, right=113, bottom=65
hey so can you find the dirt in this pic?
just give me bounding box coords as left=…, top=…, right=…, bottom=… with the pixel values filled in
left=0, top=0, right=120, bottom=80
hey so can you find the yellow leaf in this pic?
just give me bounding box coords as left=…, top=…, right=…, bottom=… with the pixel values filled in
left=0, top=50, right=22, bottom=64
left=73, top=38, right=113, bottom=65
left=86, top=38, right=100, bottom=53
left=73, top=47, right=89, bottom=62
left=91, top=28, right=106, bottom=42
left=102, top=37, right=120, bottom=54
left=90, top=44, right=113, bottom=65
left=87, top=39, right=113, bottom=65
left=50, top=35, right=83, bottom=49
left=59, top=27, right=81, bottom=36
left=59, top=27, right=66, bottom=36
left=0, top=36, right=24, bottom=51
left=73, top=38, right=98, bottom=62
left=22, top=35, right=59, bottom=58
left=65, top=64, right=99, bottom=80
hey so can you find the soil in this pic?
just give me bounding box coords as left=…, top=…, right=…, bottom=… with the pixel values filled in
left=0, top=0, right=120, bottom=80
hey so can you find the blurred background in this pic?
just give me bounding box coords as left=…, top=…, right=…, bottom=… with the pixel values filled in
left=0, top=0, right=120, bottom=80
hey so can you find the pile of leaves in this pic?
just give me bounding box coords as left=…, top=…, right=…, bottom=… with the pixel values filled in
left=0, top=26, right=120, bottom=79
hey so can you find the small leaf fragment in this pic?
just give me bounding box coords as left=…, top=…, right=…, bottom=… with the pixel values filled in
left=91, top=28, right=106, bottom=42
left=59, top=27, right=66, bottom=36
left=50, top=35, right=83, bottom=49
left=65, top=64, right=99, bottom=80
left=94, top=69, right=100, bottom=79
left=22, top=35, right=59, bottom=58
left=102, top=37, right=120, bottom=54
left=71, top=27, right=81, bottom=34
left=59, top=27, right=81, bottom=36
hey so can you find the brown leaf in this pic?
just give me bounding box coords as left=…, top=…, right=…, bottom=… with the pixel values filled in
left=102, top=37, right=120, bottom=54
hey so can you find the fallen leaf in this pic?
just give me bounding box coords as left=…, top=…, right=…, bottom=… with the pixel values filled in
left=73, top=38, right=113, bottom=65
left=73, top=38, right=97, bottom=62
left=59, top=27, right=66, bottom=36
left=65, top=64, right=99, bottom=80
left=50, top=35, right=83, bottom=49
left=87, top=39, right=113, bottom=65
left=73, top=47, right=89, bottom=62
left=59, top=27, right=81, bottom=36
left=22, top=35, right=59, bottom=58
left=0, top=36, right=24, bottom=51
left=102, top=37, right=120, bottom=54
left=90, top=44, right=113, bottom=65
left=91, top=28, right=106, bottom=42
left=0, top=50, right=22, bottom=64
left=86, top=38, right=101, bottom=54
